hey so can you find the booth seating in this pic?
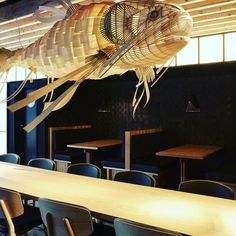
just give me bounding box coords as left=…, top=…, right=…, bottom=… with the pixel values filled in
left=48, top=125, right=92, bottom=172
left=102, top=128, right=178, bottom=187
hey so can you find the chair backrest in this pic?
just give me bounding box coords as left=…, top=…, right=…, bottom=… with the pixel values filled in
left=38, top=198, right=93, bottom=236
left=0, top=187, right=24, bottom=219
left=67, top=163, right=101, bottom=178
left=114, top=171, right=156, bottom=187
left=0, top=153, right=20, bottom=164
left=0, top=187, right=24, bottom=236
left=28, top=158, right=56, bottom=170
left=178, top=180, right=235, bottom=199
left=114, top=218, right=182, bottom=236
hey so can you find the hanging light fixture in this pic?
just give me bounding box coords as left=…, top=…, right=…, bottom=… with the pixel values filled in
left=186, top=95, right=200, bottom=113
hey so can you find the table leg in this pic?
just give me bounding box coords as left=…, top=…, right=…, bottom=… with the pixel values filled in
left=85, top=151, right=91, bottom=164
left=180, top=159, right=187, bottom=183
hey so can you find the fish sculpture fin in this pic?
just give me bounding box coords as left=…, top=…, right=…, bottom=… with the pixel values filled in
left=24, top=79, right=83, bottom=132
left=23, top=55, right=106, bottom=132
left=8, top=58, right=98, bottom=112
left=42, top=84, right=77, bottom=112
left=132, top=67, right=155, bottom=116
left=43, top=77, right=55, bottom=103
left=132, top=57, right=174, bottom=116
left=151, top=57, right=174, bottom=88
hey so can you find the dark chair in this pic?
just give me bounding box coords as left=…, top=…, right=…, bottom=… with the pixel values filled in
left=39, top=198, right=115, bottom=236
left=0, top=153, right=20, bottom=164
left=67, top=163, right=101, bottom=178
left=25, top=158, right=56, bottom=206
left=178, top=180, right=234, bottom=199
left=0, top=187, right=43, bottom=236
left=114, top=170, right=156, bottom=187
left=28, top=158, right=56, bottom=170
left=114, top=218, right=182, bottom=236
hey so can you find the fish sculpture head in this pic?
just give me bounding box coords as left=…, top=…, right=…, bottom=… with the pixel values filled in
left=101, top=0, right=193, bottom=67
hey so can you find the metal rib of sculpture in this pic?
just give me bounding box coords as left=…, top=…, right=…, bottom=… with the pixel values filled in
left=0, top=0, right=193, bottom=132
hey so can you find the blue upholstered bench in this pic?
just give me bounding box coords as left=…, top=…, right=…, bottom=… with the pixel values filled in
left=131, top=157, right=175, bottom=174
left=205, top=161, right=236, bottom=195
left=206, top=161, right=236, bottom=183
left=48, top=125, right=92, bottom=171
left=102, top=128, right=178, bottom=186
left=101, top=159, right=125, bottom=179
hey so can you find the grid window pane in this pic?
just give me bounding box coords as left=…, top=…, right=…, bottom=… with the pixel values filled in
left=0, top=132, right=7, bottom=154
left=177, top=38, right=198, bottom=65
left=16, top=66, right=26, bottom=81
left=7, top=66, right=17, bottom=82
left=0, top=103, right=7, bottom=132
left=200, top=34, right=223, bottom=63
left=225, top=32, right=236, bottom=61
left=0, top=83, right=7, bottom=132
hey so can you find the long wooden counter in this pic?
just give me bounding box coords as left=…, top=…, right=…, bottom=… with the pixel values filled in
left=0, top=162, right=236, bottom=235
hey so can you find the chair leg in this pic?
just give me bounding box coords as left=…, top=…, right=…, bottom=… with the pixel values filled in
left=43, top=224, right=48, bottom=236
left=106, top=169, right=112, bottom=180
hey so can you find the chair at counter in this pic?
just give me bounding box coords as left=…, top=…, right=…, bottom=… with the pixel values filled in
left=67, top=163, right=102, bottom=178
left=114, top=218, right=182, bottom=236
left=28, top=158, right=56, bottom=170
left=0, top=187, right=43, bottom=235
left=39, top=198, right=115, bottom=236
left=114, top=170, right=156, bottom=187
left=0, top=153, right=21, bottom=164
left=178, top=179, right=234, bottom=199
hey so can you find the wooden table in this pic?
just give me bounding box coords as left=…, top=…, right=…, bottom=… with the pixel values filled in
left=1, top=162, right=236, bottom=236
left=156, top=144, right=222, bottom=182
left=67, top=139, right=122, bottom=163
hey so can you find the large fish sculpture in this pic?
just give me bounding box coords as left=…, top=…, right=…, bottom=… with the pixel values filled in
left=0, top=0, right=192, bottom=132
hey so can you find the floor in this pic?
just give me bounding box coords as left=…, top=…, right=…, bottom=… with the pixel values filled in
left=28, top=225, right=46, bottom=236
left=0, top=226, right=46, bottom=236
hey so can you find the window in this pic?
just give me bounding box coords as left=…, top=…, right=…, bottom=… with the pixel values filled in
left=199, top=35, right=223, bottom=64
left=162, top=32, right=236, bottom=67
left=177, top=38, right=198, bottom=65
left=16, top=67, right=26, bottom=81
left=0, top=66, right=46, bottom=154
left=0, top=83, right=7, bottom=154
left=0, top=83, right=7, bottom=131
left=7, top=66, right=17, bottom=82
left=0, top=132, right=7, bottom=154
left=225, top=32, right=236, bottom=61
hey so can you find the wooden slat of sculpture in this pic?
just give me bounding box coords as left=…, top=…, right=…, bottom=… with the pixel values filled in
left=0, top=0, right=192, bottom=132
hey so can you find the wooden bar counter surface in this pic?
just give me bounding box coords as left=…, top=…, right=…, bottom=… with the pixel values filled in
left=0, top=162, right=236, bottom=236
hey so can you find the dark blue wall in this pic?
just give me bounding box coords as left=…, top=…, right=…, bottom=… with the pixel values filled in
left=46, top=61, right=236, bottom=160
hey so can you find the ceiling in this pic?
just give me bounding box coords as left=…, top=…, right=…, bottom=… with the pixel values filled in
left=0, top=0, right=235, bottom=50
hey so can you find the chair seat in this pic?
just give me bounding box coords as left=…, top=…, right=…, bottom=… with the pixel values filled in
left=0, top=205, right=42, bottom=233
left=54, top=152, right=85, bottom=162
left=206, top=162, right=236, bottom=183
left=131, top=157, right=177, bottom=174
left=101, top=159, right=125, bottom=169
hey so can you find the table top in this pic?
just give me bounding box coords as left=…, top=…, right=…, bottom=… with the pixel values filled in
left=0, top=162, right=236, bottom=236
left=67, top=139, right=122, bottom=150
left=156, top=144, right=222, bottom=160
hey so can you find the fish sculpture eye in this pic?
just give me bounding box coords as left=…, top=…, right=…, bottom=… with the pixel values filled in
left=148, top=10, right=159, bottom=21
